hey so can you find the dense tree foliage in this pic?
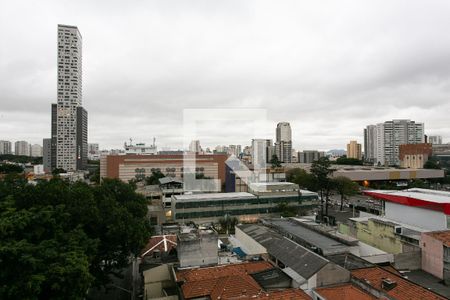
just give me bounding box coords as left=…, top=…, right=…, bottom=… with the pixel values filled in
left=0, top=164, right=24, bottom=174
left=334, top=156, right=363, bottom=165
left=269, top=154, right=282, bottom=168
left=0, top=154, right=42, bottom=165
left=0, top=175, right=151, bottom=299
left=286, top=168, right=318, bottom=191
left=144, top=170, right=165, bottom=185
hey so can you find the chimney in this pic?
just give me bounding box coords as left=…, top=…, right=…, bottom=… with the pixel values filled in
left=381, top=278, right=397, bottom=291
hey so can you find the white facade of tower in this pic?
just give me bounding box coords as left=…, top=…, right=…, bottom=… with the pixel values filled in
left=275, top=122, right=292, bottom=163
left=56, top=25, right=83, bottom=171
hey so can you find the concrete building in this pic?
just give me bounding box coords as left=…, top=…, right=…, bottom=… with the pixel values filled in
left=399, top=143, right=433, bottom=168
left=298, top=150, right=325, bottom=163
left=227, top=144, right=241, bottom=157
left=177, top=229, right=218, bottom=268
left=51, top=24, right=88, bottom=171
left=188, top=140, right=201, bottom=153
left=251, top=139, right=272, bottom=169
left=365, top=120, right=424, bottom=166
left=332, top=166, right=444, bottom=183
left=101, top=153, right=228, bottom=190
left=124, top=140, right=157, bottom=155
left=275, top=122, right=292, bottom=163
left=142, top=264, right=178, bottom=300
left=87, top=143, right=100, bottom=160
left=364, top=125, right=377, bottom=163
left=429, top=135, right=443, bottom=145
left=364, top=189, right=450, bottom=231
left=30, top=144, right=43, bottom=157
left=346, top=140, right=362, bottom=160
left=43, top=138, right=52, bottom=172
left=0, top=140, right=12, bottom=155
left=171, top=183, right=319, bottom=223
left=14, top=141, right=29, bottom=156
left=421, top=231, right=450, bottom=285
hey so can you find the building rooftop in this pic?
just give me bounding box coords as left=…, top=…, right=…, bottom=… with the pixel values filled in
left=173, top=192, right=256, bottom=201
left=326, top=253, right=374, bottom=270
left=237, top=224, right=329, bottom=280
left=140, top=235, right=177, bottom=257
left=315, top=283, right=376, bottom=300
left=265, top=218, right=350, bottom=256
left=424, top=230, right=450, bottom=247
left=250, top=268, right=291, bottom=290
left=351, top=267, right=446, bottom=300
left=175, top=261, right=311, bottom=300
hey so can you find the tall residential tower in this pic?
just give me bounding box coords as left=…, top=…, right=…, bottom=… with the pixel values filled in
left=50, top=24, right=87, bottom=171
left=275, top=122, right=292, bottom=163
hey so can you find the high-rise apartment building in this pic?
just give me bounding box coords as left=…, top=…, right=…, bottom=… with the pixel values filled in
left=275, top=122, right=292, bottom=163
left=429, top=135, right=443, bottom=145
left=30, top=144, right=43, bottom=157
left=0, top=140, right=12, bottom=155
left=251, top=139, right=273, bottom=169
left=297, top=150, right=325, bottom=163
left=363, top=125, right=376, bottom=163
left=14, top=141, right=30, bottom=156
left=364, top=120, right=424, bottom=166
left=346, top=140, right=362, bottom=160
left=51, top=24, right=88, bottom=171
left=43, top=138, right=52, bottom=172
left=189, top=140, right=201, bottom=153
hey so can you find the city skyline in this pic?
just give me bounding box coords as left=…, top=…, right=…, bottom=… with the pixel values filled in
left=1, top=1, right=450, bottom=150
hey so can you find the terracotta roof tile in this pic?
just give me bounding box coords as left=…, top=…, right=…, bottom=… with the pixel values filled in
left=351, top=267, right=446, bottom=300
left=316, top=283, right=376, bottom=300
left=176, top=261, right=311, bottom=300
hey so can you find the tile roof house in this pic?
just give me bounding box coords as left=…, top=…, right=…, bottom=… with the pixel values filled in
left=175, top=261, right=311, bottom=300
left=235, top=224, right=350, bottom=291
left=141, top=235, right=177, bottom=258
left=351, top=267, right=446, bottom=300
left=314, top=283, right=377, bottom=300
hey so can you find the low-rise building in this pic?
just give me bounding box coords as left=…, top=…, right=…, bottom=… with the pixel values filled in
left=171, top=184, right=319, bottom=223
left=175, top=261, right=311, bottom=300
left=421, top=230, right=450, bottom=285
left=399, top=143, right=433, bottom=168
left=177, top=229, right=218, bottom=268
left=235, top=224, right=350, bottom=293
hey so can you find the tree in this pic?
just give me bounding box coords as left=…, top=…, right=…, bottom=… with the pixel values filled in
left=218, top=215, right=239, bottom=234
left=145, top=170, right=165, bottom=185
left=277, top=202, right=298, bottom=217
left=333, top=176, right=359, bottom=211
left=310, top=157, right=334, bottom=222
left=334, top=156, right=363, bottom=165
left=0, top=164, right=23, bottom=174
left=0, top=177, right=151, bottom=298
left=286, top=168, right=318, bottom=191
left=424, top=157, right=441, bottom=169
left=269, top=154, right=282, bottom=168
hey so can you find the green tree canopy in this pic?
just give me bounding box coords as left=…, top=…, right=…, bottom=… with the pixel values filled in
left=0, top=164, right=24, bottom=174
left=269, top=154, right=282, bottom=168
left=145, top=169, right=165, bottom=185
left=333, top=176, right=359, bottom=211
left=0, top=176, right=150, bottom=299
left=310, top=157, right=335, bottom=221
left=286, top=168, right=318, bottom=191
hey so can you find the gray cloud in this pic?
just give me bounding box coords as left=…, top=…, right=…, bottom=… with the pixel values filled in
left=1, top=0, right=450, bottom=151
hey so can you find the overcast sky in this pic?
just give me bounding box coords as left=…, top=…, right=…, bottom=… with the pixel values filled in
left=1, top=0, right=450, bottom=151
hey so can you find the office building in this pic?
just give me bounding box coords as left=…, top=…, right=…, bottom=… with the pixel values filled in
left=297, top=150, right=325, bottom=163
left=51, top=24, right=87, bottom=171
left=124, top=140, right=157, bottom=155
left=43, top=138, right=51, bottom=172
left=365, top=119, right=424, bottom=166
left=251, top=139, right=272, bottom=169
left=0, top=140, right=12, bottom=155
left=429, top=135, right=443, bottom=145
left=189, top=140, right=201, bottom=153
left=275, top=122, right=292, bottom=163
left=14, top=141, right=30, bottom=156
left=30, top=144, right=43, bottom=157
left=227, top=144, right=241, bottom=157
left=346, top=140, right=362, bottom=160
